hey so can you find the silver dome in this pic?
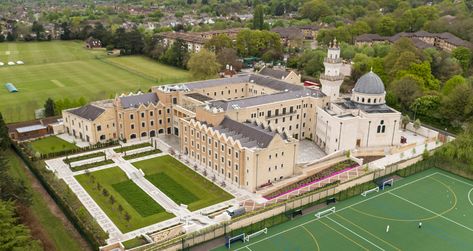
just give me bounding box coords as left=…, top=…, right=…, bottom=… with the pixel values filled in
left=353, top=71, right=385, bottom=94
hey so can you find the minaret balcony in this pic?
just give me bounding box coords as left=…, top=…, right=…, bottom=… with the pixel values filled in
left=320, top=73, right=344, bottom=81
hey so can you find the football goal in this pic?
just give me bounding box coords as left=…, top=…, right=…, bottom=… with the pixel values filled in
left=244, top=228, right=268, bottom=242
left=382, top=179, right=394, bottom=190
left=225, top=233, right=245, bottom=248
left=315, top=207, right=336, bottom=219
left=361, top=187, right=379, bottom=197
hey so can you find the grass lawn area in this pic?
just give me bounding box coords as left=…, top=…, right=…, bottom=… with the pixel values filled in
left=75, top=167, right=174, bottom=232
left=105, top=56, right=192, bottom=83
left=6, top=149, right=86, bottom=251
left=0, top=41, right=192, bottom=123
left=133, top=155, right=233, bottom=211
left=29, top=136, right=78, bottom=155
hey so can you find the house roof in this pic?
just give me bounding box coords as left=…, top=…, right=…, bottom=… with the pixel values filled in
left=120, top=93, right=159, bottom=108
left=16, top=124, right=47, bottom=133
left=271, top=27, right=304, bottom=40
left=215, top=117, right=287, bottom=148
left=69, top=105, right=105, bottom=120
left=259, top=67, right=290, bottom=80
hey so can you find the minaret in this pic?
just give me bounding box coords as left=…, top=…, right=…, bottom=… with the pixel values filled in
left=320, top=38, right=344, bottom=101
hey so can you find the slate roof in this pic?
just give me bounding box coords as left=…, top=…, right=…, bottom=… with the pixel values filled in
left=336, top=98, right=395, bottom=114
left=271, top=27, right=304, bottom=40
left=357, top=31, right=471, bottom=48
left=120, top=93, right=159, bottom=108
left=69, top=105, right=105, bottom=120
left=185, top=93, right=213, bottom=102
left=208, top=88, right=324, bottom=111
left=259, top=67, right=290, bottom=80
left=215, top=117, right=287, bottom=148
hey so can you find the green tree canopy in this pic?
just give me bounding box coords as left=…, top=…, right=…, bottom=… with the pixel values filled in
left=443, top=75, right=467, bottom=95
left=0, top=200, right=41, bottom=250
left=187, top=49, right=221, bottom=80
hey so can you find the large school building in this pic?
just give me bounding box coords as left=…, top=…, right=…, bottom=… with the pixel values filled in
left=62, top=41, right=401, bottom=192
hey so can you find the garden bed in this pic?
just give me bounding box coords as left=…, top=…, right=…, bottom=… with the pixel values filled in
left=71, top=159, right=114, bottom=171
left=264, top=160, right=358, bottom=200
left=64, top=152, right=106, bottom=164
left=123, top=149, right=162, bottom=160
left=113, top=143, right=152, bottom=153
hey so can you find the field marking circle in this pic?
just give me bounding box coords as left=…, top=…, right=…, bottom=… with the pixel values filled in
left=468, top=188, right=473, bottom=207
left=349, top=177, right=457, bottom=222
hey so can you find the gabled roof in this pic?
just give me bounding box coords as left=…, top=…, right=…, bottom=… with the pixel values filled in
left=259, top=67, right=290, bottom=80
left=120, top=93, right=159, bottom=108
left=271, top=27, right=304, bottom=40
left=216, top=117, right=286, bottom=148
left=69, top=105, right=105, bottom=121
left=185, top=93, right=213, bottom=102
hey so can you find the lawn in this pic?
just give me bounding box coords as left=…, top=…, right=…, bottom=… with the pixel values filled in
left=104, top=56, right=192, bottom=83
left=29, top=136, right=78, bottom=155
left=0, top=41, right=192, bottom=122
left=6, top=149, right=86, bottom=251
left=75, top=167, right=174, bottom=233
left=133, top=155, right=233, bottom=211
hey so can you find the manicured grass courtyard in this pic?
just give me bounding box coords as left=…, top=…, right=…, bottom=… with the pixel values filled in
left=133, top=155, right=234, bottom=211
left=75, top=167, right=174, bottom=232
left=0, top=41, right=192, bottom=122
left=29, top=136, right=78, bottom=155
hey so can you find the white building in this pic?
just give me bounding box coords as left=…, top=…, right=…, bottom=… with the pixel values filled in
left=315, top=40, right=402, bottom=153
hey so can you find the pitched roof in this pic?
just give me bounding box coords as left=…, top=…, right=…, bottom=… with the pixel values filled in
left=185, top=93, right=213, bottom=102
left=271, top=27, right=304, bottom=40
left=259, top=67, right=290, bottom=80
left=120, top=93, right=159, bottom=108
left=69, top=105, right=105, bottom=120
left=215, top=117, right=286, bottom=148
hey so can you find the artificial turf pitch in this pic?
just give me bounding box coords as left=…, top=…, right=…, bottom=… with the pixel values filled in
left=214, top=168, right=473, bottom=251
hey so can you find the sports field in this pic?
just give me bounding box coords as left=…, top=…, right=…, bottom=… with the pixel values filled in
left=0, top=41, right=191, bottom=122
left=215, top=168, right=473, bottom=251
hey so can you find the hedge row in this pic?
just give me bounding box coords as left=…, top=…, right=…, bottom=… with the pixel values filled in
left=113, top=142, right=152, bottom=153
left=22, top=140, right=118, bottom=160
left=72, top=159, right=114, bottom=171
left=123, top=149, right=162, bottom=160
left=12, top=143, right=108, bottom=249
left=64, top=151, right=106, bottom=164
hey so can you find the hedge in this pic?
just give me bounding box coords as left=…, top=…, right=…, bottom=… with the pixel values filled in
left=64, top=152, right=106, bottom=164
left=22, top=140, right=118, bottom=160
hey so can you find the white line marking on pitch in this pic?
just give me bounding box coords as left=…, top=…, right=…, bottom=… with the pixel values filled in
left=327, top=217, right=385, bottom=250
left=233, top=173, right=437, bottom=251
left=389, top=192, right=473, bottom=232
left=468, top=188, right=473, bottom=207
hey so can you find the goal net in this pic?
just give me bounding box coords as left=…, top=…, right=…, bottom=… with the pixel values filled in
left=314, top=207, right=336, bottom=219
left=382, top=179, right=394, bottom=190
left=244, top=228, right=268, bottom=242
left=361, top=187, right=379, bottom=197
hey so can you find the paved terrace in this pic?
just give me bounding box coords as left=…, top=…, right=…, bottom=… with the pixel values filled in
left=45, top=139, right=241, bottom=244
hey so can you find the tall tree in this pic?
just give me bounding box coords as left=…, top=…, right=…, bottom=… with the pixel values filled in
left=187, top=49, right=221, bottom=80
left=0, top=153, right=31, bottom=205
left=44, top=98, right=55, bottom=117
left=452, top=47, right=472, bottom=74
left=253, top=4, right=265, bottom=30
left=0, top=113, right=9, bottom=151
left=0, top=200, right=41, bottom=250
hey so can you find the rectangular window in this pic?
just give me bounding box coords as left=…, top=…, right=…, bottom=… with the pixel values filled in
left=97, top=125, right=101, bottom=131
left=130, top=114, right=134, bottom=120
left=141, top=112, right=145, bottom=118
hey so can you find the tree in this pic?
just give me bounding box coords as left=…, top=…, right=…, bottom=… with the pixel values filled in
left=117, top=204, right=123, bottom=213
left=253, top=4, right=265, bottom=30
left=0, top=153, right=31, bottom=205
left=0, top=113, right=9, bottom=151
left=413, top=119, right=421, bottom=135
left=109, top=195, right=115, bottom=205
left=102, top=188, right=109, bottom=197
left=124, top=212, right=131, bottom=226
left=187, top=49, right=220, bottom=80
left=442, top=75, right=467, bottom=95
left=398, top=61, right=440, bottom=90
left=391, top=75, right=423, bottom=110
left=161, top=38, right=189, bottom=68
left=205, top=34, right=232, bottom=53
left=441, top=84, right=473, bottom=125
left=0, top=200, right=41, bottom=250
left=401, top=115, right=411, bottom=130
left=44, top=98, right=55, bottom=117
left=376, top=16, right=396, bottom=36
left=452, top=47, right=472, bottom=74
left=216, top=48, right=242, bottom=71
left=300, top=0, right=333, bottom=22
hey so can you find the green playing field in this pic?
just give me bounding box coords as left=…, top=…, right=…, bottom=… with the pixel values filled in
left=0, top=41, right=191, bottom=123
left=214, top=168, right=473, bottom=251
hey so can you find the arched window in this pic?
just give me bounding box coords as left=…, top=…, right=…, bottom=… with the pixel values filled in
left=130, top=134, right=136, bottom=139
left=368, top=98, right=371, bottom=103
left=362, top=98, right=365, bottom=103
left=141, top=132, right=147, bottom=137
